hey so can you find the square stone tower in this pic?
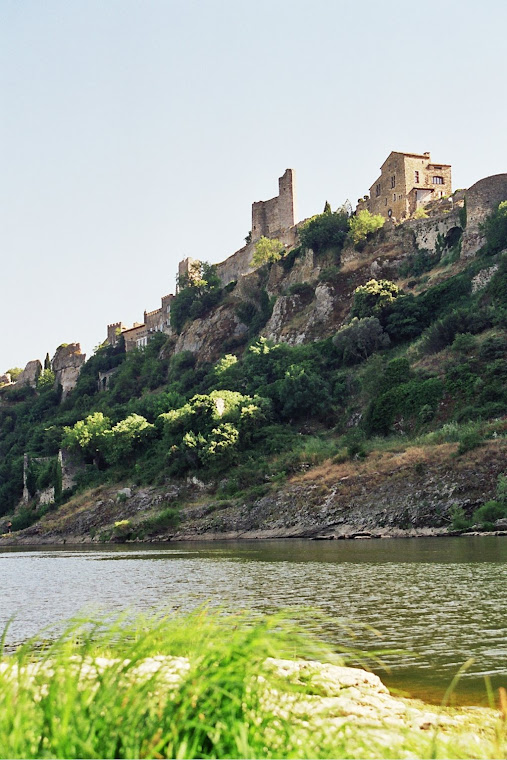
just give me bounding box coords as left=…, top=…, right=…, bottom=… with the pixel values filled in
left=251, top=169, right=296, bottom=241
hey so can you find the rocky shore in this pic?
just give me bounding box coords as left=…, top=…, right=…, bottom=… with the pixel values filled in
left=1, top=439, right=506, bottom=546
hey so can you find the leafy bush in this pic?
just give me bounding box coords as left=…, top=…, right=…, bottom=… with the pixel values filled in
left=348, top=210, right=385, bottom=245
left=141, top=505, right=181, bottom=535
left=449, top=505, right=471, bottom=531
left=287, top=282, right=315, bottom=299
left=472, top=500, right=507, bottom=529
left=251, top=237, right=285, bottom=267
left=451, top=333, right=477, bottom=353
left=333, top=317, right=390, bottom=365
left=456, top=430, right=483, bottom=455
left=421, top=308, right=493, bottom=355
left=480, top=200, right=507, bottom=255
left=298, top=209, right=349, bottom=255
left=170, top=263, right=222, bottom=333
left=350, top=280, right=399, bottom=320
left=366, top=376, right=444, bottom=436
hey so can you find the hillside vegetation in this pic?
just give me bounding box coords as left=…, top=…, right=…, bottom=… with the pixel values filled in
left=1, top=201, right=506, bottom=538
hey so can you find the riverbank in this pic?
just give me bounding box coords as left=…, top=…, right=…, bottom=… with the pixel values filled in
left=2, top=439, right=506, bottom=545
left=0, top=610, right=504, bottom=759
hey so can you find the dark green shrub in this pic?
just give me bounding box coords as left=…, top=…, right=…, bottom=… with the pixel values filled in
left=366, top=376, right=444, bottom=435
left=451, top=333, right=477, bottom=353
left=287, top=282, right=315, bottom=300
left=449, top=505, right=471, bottom=531
left=472, top=500, right=507, bottom=529
left=480, top=201, right=507, bottom=256
left=333, top=318, right=390, bottom=365
left=456, top=430, right=483, bottom=455
left=10, top=507, right=38, bottom=532
left=421, top=308, right=492, bottom=354
left=298, top=210, right=349, bottom=255
left=318, top=266, right=341, bottom=284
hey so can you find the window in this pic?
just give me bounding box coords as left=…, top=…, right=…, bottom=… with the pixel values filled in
left=393, top=193, right=396, bottom=202
left=385, top=198, right=387, bottom=205
left=432, top=176, right=444, bottom=184
left=391, top=175, right=396, bottom=188
left=415, top=170, right=419, bottom=183
left=375, top=183, right=381, bottom=197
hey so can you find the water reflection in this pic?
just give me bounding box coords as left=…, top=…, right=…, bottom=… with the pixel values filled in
left=1, top=537, right=506, bottom=704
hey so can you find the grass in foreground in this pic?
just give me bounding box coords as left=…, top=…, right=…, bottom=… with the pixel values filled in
left=0, top=610, right=505, bottom=759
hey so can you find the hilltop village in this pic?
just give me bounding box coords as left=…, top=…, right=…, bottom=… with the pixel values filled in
left=3, top=150, right=505, bottom=392
left=0, top=151, right=506, bottom=542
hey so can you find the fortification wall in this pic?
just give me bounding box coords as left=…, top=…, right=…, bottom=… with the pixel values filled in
left=462, top=174, right=507, bottom=256
left=252, top=169, right=296, bottom=241
left=403, top=208, right=462, bottom=251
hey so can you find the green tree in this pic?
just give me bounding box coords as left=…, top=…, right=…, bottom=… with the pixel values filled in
left=104, top=414, right=156, bottom=465
left=36, top=369, right=55, bottom=391
left=62, top=412, right=112, bottom=466
left=251, top=237, right=285, bottom=267
left=348, top=209, right=385, bottom=245
left=298, top=210, right=349, bottom=254
left=323, top=200, right=332, bottom=214
left=333, top=317, right=390, bottom=365
left=44, top=353, right=51, bottom=370
left=6, top=367, right=23, bottom=381
left=350, top=279, right=399, bottom=320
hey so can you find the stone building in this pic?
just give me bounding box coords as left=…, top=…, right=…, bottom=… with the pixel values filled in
left=251, top=168, right=297, bottom=242
left=110, top=293, right=174, bottom=352
left=357, top=151, right=452, bottom=221
left=106, top=322, right=127, bottom=346
left=108, top=170, right=299, bottom=347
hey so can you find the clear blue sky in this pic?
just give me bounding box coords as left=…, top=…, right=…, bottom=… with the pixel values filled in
left=1, top=0, right=506, bottom=372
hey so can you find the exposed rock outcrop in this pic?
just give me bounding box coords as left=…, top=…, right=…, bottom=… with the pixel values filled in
left=51, top=343, right=86, bottom=400
left=15, top=360, right=42, bottom=388
left=174, top=304, right=248, bottom=363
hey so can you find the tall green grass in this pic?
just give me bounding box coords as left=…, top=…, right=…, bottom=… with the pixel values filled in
left=0, top=610, right=504, bottom=759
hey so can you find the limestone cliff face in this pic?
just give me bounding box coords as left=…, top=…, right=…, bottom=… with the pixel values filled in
left=15, top=360, right=42, bottom=387
left=174, top=304, right=248, bottom=364
left=51, top=343, right=86, bottom=400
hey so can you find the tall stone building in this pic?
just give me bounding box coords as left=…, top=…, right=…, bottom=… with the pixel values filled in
left=357, top=151, right=452, bottom=221
left=251, top=169, right=296, bottom=241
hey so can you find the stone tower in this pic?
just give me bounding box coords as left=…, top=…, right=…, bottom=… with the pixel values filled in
left=251, top=169, right=297, bottom=241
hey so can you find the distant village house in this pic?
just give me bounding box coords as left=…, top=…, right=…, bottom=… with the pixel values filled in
left=357, top=151, right=452, bottom=221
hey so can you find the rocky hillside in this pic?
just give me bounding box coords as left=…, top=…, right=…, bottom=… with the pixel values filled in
left=1, top=183, right=506, bottom=541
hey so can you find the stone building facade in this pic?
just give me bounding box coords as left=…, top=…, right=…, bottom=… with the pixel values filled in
left=108, top=170, right=299, bottom=348
left=113, top=292, right=175, bottom=352
left=357, top=151, right=452, bottom=221
left=251, top=169, right=297, bottom=242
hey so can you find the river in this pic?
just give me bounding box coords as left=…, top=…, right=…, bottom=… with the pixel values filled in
left=1, top=536, right=506, bottom=705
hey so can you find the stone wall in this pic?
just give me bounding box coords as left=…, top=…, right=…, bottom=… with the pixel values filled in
left=98, top=368, right=119, bottom=391
left=403, top=208, right=462, bottom=252
left=107, top=322, right=126, bottom=346
left=251, top=169, right=296, bottom=241
left=461, top=173, right=507, bottom=257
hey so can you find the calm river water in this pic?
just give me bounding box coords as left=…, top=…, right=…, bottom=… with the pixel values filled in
left=1, top=536, right=506, bottom=705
